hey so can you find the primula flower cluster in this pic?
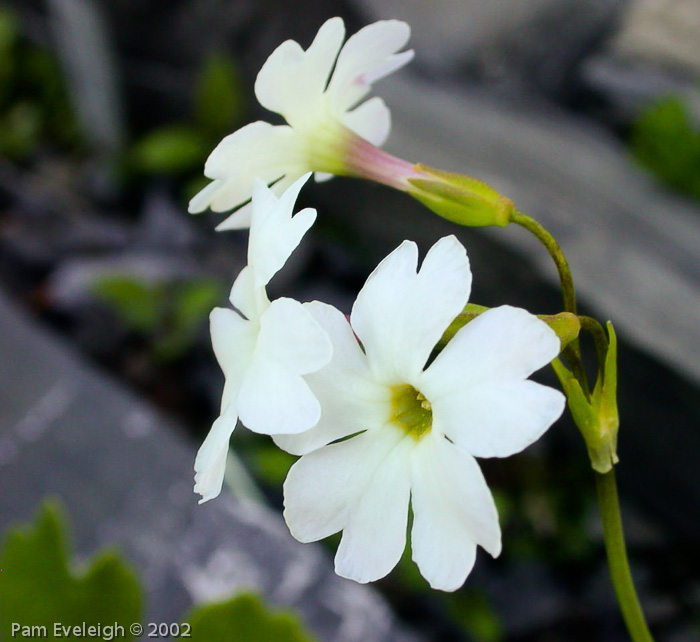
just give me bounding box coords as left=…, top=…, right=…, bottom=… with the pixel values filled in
left=195, top=175, right=564, bottom=589
left=192, top=17, right=566, bottom=591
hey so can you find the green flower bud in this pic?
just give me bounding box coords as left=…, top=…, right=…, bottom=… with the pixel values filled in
left=407, top=164, right=514, bottom=227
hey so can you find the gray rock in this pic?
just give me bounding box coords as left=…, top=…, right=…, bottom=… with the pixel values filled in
left=352, top=0, right=624, bottom=99
left=611, top=0, right=700, bottom=81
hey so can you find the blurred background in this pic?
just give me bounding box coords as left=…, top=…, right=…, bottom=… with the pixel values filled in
left=0, top=0, right=699, bottom=640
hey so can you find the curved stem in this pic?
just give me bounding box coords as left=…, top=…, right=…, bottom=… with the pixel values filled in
left=511, top=210, right=577, bottom=315
left=580, top=315, right=609, bottom=372
left=596, top=471, right=655, bottom=642
left=510, top=210, right=590, bottom=395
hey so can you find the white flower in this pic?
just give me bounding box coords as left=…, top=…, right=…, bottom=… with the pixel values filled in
left=194, top=174, right=332, bottom=504
left=280, top=236, right=565, bottom=590
left=188, top=17, right=415, bottom=230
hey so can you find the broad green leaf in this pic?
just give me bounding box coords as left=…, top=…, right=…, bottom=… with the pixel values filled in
left=0, top=502, right=142, bottom=641
left=184, top=593, right=316, bottom=642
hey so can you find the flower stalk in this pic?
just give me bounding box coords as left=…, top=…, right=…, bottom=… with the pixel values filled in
left=596, top=471, right=655, bottom=642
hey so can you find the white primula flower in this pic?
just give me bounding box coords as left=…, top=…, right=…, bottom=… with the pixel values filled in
left=189, top=17, right=416, bottom=230
left=194, top=174, right=332, bottom=504
left=280, top=236, right=565, bottom=591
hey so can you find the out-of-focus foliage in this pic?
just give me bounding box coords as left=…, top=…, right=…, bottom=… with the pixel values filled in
left=185, top=593, right=316, bottom=642
left=448, top=590, right=503, bottom=642
left=0, top=502, right=142, bottom=641
left=130, top=51, right=245, bottom=180
left=93, top=275, right=224, bottom=362
left=0, top=5, right=79, bottom=160
left=0, top=502, right=316, bottom=641
left=246, top=438, right=297, bottom=488
left=131, top=125, right=209, bottom=176
left=630, top=96, right=700, bottom=201
left=194, top=52, right=245, bottom=139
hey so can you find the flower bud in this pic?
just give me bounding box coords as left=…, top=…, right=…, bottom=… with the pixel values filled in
left=407, top=164, right=514, bottom=227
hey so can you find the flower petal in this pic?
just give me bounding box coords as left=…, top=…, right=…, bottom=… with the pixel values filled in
left=283, top=424, right=405, bottom=544
left=425, top=306, right=562, bottom=389
left=410, top=434, right=501, bottom=591
left=343, top=96, right=391, bottom=147
left=419, top=305, right=565, bottom=457
left=431, top=379, right=565, bottom=458
left=314, top=171, right=334, bottom=183
left=236, top=298, right=332, bottom=435
left=327, top=20, right=413, bottom=113
left=193, top=405, right=238, bottom=504
left=237, top=358, right=320, bottom=435
left=334, top=428, right=413, bottom=583
left=188, top=179, right=224, bottom=214
left=228, top=266, right=270, bottom=322
left=255, top=17, right=345, bottom=127
left=190, top=121, right=307, bottom=222
left=210, top=307, right=257, bottom=411
left=274, top=302, right=388, bottom=456
left=351, top=236, right=471, bottom=383
left=257, top=297, right=333, bottom=374
left=247, top=174, right=316, bottom=290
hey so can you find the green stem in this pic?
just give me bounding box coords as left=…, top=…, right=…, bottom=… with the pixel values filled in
left=510, top=210, right=590, bottom=395
left=596, top=471, right=655, bottom=642
left=511, top=210, right=577, bottom=315
left=580, top=315, right=609, bottom=372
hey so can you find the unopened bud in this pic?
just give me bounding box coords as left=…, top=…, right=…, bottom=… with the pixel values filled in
left=408, top=164, right=514, bottom=227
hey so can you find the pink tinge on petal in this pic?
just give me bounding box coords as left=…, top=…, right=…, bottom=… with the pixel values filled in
left=344, top=130, right=419, bottom=189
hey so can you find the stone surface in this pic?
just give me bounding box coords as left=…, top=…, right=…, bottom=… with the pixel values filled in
left=612, top=0, right=700, bottom=80
left=0, top=290, right=419, bottom=642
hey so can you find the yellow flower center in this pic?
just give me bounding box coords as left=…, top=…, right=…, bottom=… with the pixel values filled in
left=389, top=384, right=432, bottom=440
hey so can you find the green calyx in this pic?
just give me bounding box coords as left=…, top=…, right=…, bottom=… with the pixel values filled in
left=389, top=384, right=432, bottom=440
left=552, top=321, right=619, bottom=473
left=407, top=164, right=514, bottom=227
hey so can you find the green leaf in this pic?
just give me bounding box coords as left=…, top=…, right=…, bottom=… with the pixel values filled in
left=630, top=96, right=700, bottom=201
left=93, top=275, right=162, bottom=333
left=0, top=502, right=142, bottom=640
left=184, top=593, right=316, bottom=642
left=194, top=51, right=244, bottom=138
left=131, top=125, right=208, bottom=175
